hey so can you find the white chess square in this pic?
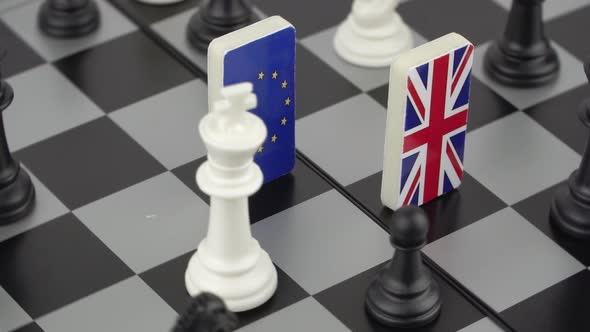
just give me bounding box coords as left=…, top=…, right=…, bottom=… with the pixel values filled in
left=237, top=297, right=350, bottom=332
left=458, top=318, right=504, bottom=332
left=0, top=286, right=32, bottom=332
left=74, top=172, right=207, bottom=273
left=424, top=207, right=585, bottom=312
left=296, top=94, right=386, bottom=186
left=0, top=165, right=68, bottom=243
left=1, top=0, right=136, bottom=62
left=110, top=79, right=208, bottom=170
left=6, top=64, right=104, bottom=152
left=465, top=112, right=581, bottom=205
left=253, top=190, right=392, bottom=294
left=37, top=277, right=177, bottom=332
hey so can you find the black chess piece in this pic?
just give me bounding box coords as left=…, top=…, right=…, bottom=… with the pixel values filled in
left=38, top=0, right=100, bottom=38
left=187, top=0, right=257, bottom=52
left=550, top=60, right=590, bottom=239
left=484, top=0, right=559, bottom=87
left=172, top=292, right=238, bottom=332
left=0, top=69, right=35, bottom=225
left=365, top=206, right=441, bottom=328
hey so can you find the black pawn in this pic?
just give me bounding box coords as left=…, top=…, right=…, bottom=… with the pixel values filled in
left=365, top=206, right=441, bottom=328
left=484, top=0, right=559, bottom=87
left=0, top=70, right=35, bottom=225
left=172, top=292, right=238, bottom=332
left=550, top=60, right=590, bottom=239
left=187, top=0, right=257, bottom=52
left=38, top=0, right=100, bottom=38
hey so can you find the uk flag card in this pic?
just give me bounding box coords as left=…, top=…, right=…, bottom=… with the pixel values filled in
left=381, top=33, right=474, bottom=209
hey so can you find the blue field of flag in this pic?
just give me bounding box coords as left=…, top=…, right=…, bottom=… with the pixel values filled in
left=223, top=25, right=296, bottom=184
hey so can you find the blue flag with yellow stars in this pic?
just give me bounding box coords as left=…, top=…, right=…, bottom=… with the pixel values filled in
left=221, top=17, right=296, bottom=184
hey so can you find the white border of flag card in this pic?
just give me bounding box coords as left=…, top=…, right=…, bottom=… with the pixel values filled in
left=381, top=32, right=474, bottom=210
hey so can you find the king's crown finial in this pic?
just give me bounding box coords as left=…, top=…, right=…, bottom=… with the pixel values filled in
left=213, top=82, right=257, bottom=115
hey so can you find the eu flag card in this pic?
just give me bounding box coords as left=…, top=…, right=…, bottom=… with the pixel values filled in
left=381, top=33, right=473, bottom=210
left=208, top=16, right=296, bottom=184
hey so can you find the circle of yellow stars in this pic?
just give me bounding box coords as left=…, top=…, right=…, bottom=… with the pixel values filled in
left=255, top=70, right=291, bottom=153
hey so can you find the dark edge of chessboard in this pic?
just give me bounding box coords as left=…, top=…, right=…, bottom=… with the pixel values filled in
left=104, top=2, right=515, bottom=331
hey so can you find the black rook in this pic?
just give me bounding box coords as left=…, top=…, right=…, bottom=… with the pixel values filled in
left=550, top=60, right=590, bottom=239
left=187, top=0, right=257, bottom=52
left=0, top=69, right=35, bottom=225
left=484, top=0, right=559, bottom=87
left=38, top=0, right=100, bottom=38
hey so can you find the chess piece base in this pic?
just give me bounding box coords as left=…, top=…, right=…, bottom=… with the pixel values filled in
left=186, top=5, right=258, bottom=52
left=0, top=167, right=35, bottom=225
left=185, top=240, right=278, bottom=312
left=484, top=41, right=559, bottom=88
left=333, top=13, right=413, bottom=68
left=38, top=0, right=100, bottom=38
left=550, top=172, right=590, bottom=239
left=365, top=273, right=441, bottom=328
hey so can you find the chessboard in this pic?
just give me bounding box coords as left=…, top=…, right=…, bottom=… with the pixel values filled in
left=0, top=0, right=589, bottom=332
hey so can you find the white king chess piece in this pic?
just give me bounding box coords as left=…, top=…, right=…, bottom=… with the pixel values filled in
left=185, top=82, right=278, bottom=312
left=334, top=0, right=413, bottom=68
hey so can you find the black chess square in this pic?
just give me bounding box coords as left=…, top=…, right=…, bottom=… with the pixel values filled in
left=467, top=77, right=518, bottom=132
left=525, top=85, right=589, bottom=155
left=54, top=31, right=194, bottom=113
left=296, top=44, right=361, bottom=119
left=14, top=117, right=166, bottom=210
left=11, top=323, right=44, bottom=332
left=346, top=172, right=507, bottom=243
left=512, top=181, right=590, bottom=266
left=500, top=269, right=590, bottom=331
left=172, top=156, right=333, bottom=223
left=367, top=84, right=389, bottom=109
left=252, top=0, right=353, bottom=38
left=140, top=252, right=309, bottom=329
left=110, top=0, right=199, bottom=25
left=0, top=19, right=44, bottom=78
left=314, top=262, right=485, bottom=332
left=0, top=213, right=133, bottom=318
left=548, top=6, right=590, bottom=61
left=398, top=0, right=507, bottom=45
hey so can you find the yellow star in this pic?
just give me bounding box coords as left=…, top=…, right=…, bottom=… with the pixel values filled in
left=284, top=97, right=291, bottom=106
left=281, top=80, right=288, bottom=89
left=257, top=145, right=264, bottom=153
left=258, top=72, right=264, bottom=80
left=271, top=134, right=278, bottom=143
left=281, top=117, right=287, bottom=126
left=272, top=71, right=278, bottom=79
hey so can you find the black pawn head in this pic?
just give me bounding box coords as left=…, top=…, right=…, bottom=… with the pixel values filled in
left=390, top=206, right=429, bottom=249
left=173, top=292, right=238, bottom=332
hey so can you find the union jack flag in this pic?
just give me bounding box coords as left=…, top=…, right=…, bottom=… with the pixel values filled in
left=398, top=43, right=473, bottom=207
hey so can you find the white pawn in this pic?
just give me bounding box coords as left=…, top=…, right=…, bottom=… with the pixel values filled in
left=334, top=0, right=413, bottom=68
left=185, top=82, right=277, bottom=312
